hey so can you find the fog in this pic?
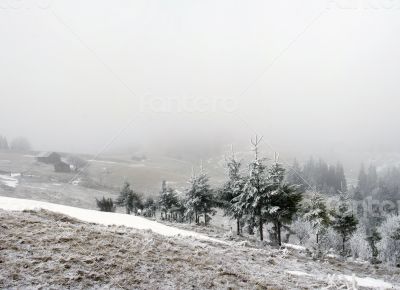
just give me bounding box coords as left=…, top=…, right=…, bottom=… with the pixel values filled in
left=1, top=0, right=400, bottom=164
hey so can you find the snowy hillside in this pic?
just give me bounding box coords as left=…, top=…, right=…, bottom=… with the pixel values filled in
left=0, top=196, right=224, bottom=244
left=1, top=197, right=399, bottom=289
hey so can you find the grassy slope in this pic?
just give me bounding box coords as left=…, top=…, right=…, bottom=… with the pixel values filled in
left=1, top=209, right=399, bottom=289
left=0, top=151, right=226, bottom=206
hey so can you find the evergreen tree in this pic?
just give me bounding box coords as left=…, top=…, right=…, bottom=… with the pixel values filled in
left=234, top=136, right=270, bottom=241
left=130, top=191, right=143, bottom=215
left=143, top=197, right=157, bottom=217
left=302, top=191, right=330, bottom=243
left=265, top=160, right=303, bottom=246
left=184, top=165, right=215, bottom=225
left=331, top=194, right=358, bottom=255
left=219, top=150, right=245, bottom=235
left=116, top=182, right=132, bottom=214
left=158, top=180, right=179, bottom=220
left=96, top=196, right=116, bottom=212
left=116, top=182, right=141, bottom=214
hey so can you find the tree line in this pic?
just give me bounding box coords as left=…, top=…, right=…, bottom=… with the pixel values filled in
left=0, top=135, right=31, bottom=151
left=97, top=137, right=360, bottom=253
left=287, top=157, right=347, bottom=195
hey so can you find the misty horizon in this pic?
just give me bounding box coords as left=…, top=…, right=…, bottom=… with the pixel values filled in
left=2, top=0, right=400, bottom=172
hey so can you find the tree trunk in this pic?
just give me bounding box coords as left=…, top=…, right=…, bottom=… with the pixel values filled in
left=342, top=236, right=345, bottom=254
left=316, top=233, right=319, bottom=244
left=259, top=217, right=263, bottom=241
left=236, top=218, right=240, bottom=235
left=277, top=222, right=282, bottom=246
left=248, top=216, right=254, bottom=235
left=204, top=213, right=207, bottom=225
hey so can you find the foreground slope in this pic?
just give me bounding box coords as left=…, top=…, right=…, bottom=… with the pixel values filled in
left=0, top=198, right=399, bottom=289
left=0, top=196, right=223, bottom=244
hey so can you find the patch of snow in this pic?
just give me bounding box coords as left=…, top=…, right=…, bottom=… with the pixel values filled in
left=71, top=179, right=80, bottom=186
left=11, top=173, right=21, bottom=177
left=282, top=243, right=306, bottom=251
left=343, top=274, right=393, bottom=289
left=0, top=175, right=18, bottom=188
left=286, top=271, right=393, bottom=289
left=286, top=271, right=312, bottom=277
left=0, top=196, right=228, bottom=245
left=326, top=253, right=340, bottom=259
left=88, top=159, right=118, bottom=165
left=23, top=174, right=39, bottom=178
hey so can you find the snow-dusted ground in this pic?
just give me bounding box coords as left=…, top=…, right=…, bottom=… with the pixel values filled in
left=0, top=174, right=18, bottom=188
left=0, top=196, right=226, bottom=244
left=1, top=197, right=400, bottom=289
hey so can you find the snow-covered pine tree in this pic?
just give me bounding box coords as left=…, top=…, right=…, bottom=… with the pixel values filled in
left=130, top=191, right=143, bottom=215
left=302, top=191, right=330, bottom=244
left=233, top=136, right=270, bottom=241
left=219, top=149, right=245, bottom=235
left=116, top=182, right=142, bottom=215
left=265, top=159, right=303, bottom=246
left=184, top=165, right=215, bottom=225
left=116, top=182, right=134, bottom=214
left=331, top=193, right=358, bottom=255
left=184, top=171, right=198, bottom=224
left=158, top=180, right=179, bottom=220
left=197, top=166, right=215, bottom=225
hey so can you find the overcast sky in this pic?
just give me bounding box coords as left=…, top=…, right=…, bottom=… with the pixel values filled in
left=1, top=0, right=400, bottom=159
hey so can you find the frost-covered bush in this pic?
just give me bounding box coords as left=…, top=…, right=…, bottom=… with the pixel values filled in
left=291, top=218, right=313, bottom=246
left=349, top=225, right=372, bottom=261
left=319, top=227, right=342, bottom=254
left=377, top=215, right=400, bottom=266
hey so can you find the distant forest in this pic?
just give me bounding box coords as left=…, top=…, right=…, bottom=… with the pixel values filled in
left=287, top=158, right=400, bottom=206
left=286, top=158, right=347, bottom=195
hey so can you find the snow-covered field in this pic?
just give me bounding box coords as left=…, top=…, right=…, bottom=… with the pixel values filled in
left=0, top=196, right=224, bottom=244
left=0, top=174, right=18, bottom=188
left=1, top=197, right=399, bottom=289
